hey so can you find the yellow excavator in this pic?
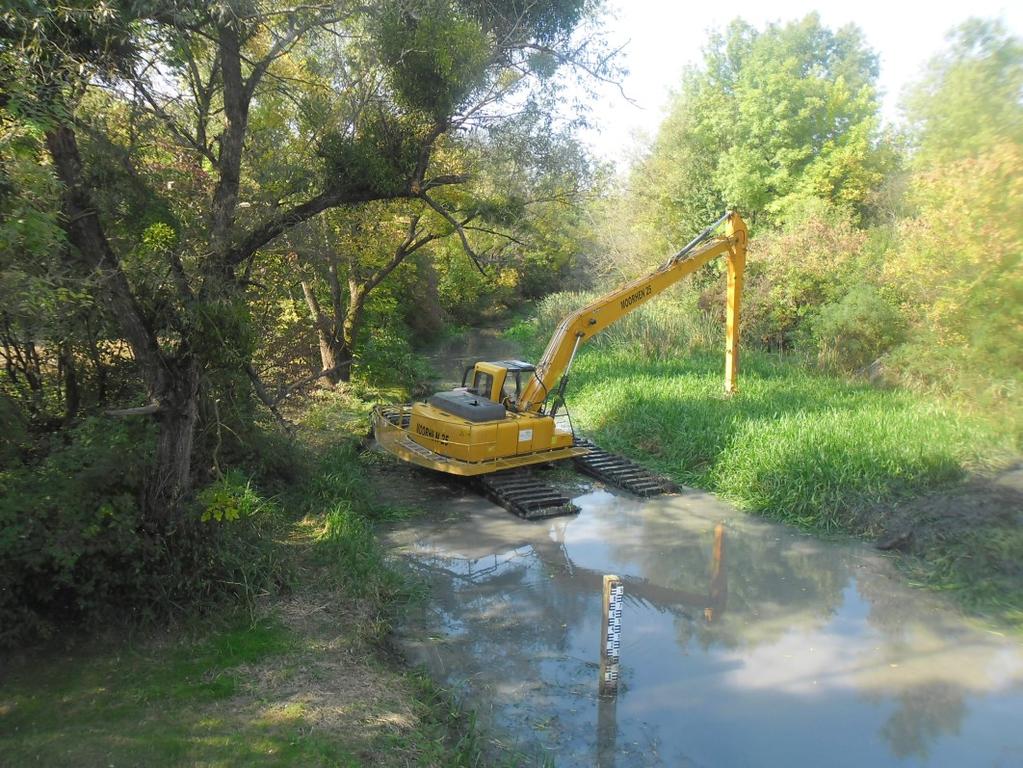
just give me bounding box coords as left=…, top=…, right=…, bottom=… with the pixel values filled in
left=372, top=211, right=747, bottom=517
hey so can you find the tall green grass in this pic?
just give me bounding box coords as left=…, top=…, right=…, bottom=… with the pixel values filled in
left=567, top=350, right=1009, bottom=529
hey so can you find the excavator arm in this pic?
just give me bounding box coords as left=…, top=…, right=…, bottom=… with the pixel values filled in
left=518, top=211, right=747, bottom=413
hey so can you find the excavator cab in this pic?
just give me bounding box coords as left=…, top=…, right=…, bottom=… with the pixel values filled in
left=461, top=360, right=536, bottom=410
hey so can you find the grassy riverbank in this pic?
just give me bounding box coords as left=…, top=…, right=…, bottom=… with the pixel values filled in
left=509, top=298, right=1022, bottom=624
left=566, top=350, right=1011, bottom=525
left=0, top=394, right=489, bottom=767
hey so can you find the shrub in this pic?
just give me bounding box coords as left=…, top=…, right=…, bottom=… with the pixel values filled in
left=883, top=144, right=1023, bottom=423
left=808, top=285, right=904, bottom=373
left=743, top=201, right=868, bottom=349
left=0, top=418, right=288, bottom=646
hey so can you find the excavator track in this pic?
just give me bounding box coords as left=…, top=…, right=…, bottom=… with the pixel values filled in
left=573, top=438, right=679, bottom=497
left=476, top=470, right=580, bottom=520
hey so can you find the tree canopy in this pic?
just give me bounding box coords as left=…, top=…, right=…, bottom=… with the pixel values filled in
left=629, top=13, right=891, bottom=255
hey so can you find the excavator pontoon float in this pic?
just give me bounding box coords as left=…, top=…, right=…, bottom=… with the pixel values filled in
left=372, top=211, right=747, bottom=518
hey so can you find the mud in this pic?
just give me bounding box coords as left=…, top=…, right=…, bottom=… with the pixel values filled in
left=382, top=480, right=1023, bottom=766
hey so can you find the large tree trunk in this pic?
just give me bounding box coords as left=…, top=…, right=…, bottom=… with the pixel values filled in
left=336, top=281, right=367, bottom=384
left=145, top=357, right=201, bottom=527
left=46, top=124, right=199, bottom=525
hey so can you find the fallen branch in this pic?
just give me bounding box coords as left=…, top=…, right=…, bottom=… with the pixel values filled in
left=245, top=364, right=292, bottom=428
left=106, top=403, right=161, bottom=417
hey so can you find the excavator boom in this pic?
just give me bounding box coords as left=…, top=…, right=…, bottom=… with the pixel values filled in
left=519, top=211, right=747, bottom=411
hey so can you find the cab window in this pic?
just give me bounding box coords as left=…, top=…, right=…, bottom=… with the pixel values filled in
left=471, top=371, right=494, bottom=400
left=500, top=371, right=522, bottom=404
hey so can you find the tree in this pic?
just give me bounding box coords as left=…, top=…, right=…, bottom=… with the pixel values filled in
left=886, top=21, right=1023, bottom=398
left=258, top=108, right=598, bottom=394
left=0, top=0, right=611, bottom=523
left=630, top=14, right=891, bottom=249
left=295, top=203, right=444, bottom=386
left=903, top=18, right=1023, bottom=166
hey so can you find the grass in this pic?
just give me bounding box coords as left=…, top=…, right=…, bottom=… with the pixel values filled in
left=0, top=614, right=490, bottom=767
left=566, top=349, right=1011, bottom=528
left=0, top=391, right=496, bottom=767
left=0, top=620, right=329, bottom=768
left=510, top=294, right=1022, bottom=624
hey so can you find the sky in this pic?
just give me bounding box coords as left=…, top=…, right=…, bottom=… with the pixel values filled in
left=575, top=0, right=1023, bottom=168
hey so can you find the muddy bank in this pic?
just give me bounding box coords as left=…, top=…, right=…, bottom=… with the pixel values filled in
left=379, top=470, right=1023, bottom=767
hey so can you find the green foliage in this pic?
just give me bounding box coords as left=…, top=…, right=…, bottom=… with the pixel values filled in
left=632, top=14, right=891, bottom=245
left=376, top=0, right=491, bottom=119
left=0, top=418, right=289, bottom=646
left=807, top=285, right=904, bottom=373
left=318, top=114, right=423, bottom=197
left=904, top=18, right=1023, bottom=165
left=456, top=0, right=588, bottom=45
left=0, top=0, right=607, bottom=659
left=199, top=470, right=276, bottom=522
left=0, top=120, right=64, bottom=255
left=742, top=200, right=869, bottom=348
left=375, top=0, right=589, bottom=120
left=882, top=20, right=1023, bottom=420
left=610, top=16, right=1023, bottom=429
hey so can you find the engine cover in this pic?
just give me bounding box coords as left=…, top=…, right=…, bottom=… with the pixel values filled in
left=427, top=390, right=506, bottom=423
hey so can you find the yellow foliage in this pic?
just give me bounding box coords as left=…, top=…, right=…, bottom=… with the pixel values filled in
left=743, top=203, right=868, bottom=345
left=886, top=143, right=1023, bottom=349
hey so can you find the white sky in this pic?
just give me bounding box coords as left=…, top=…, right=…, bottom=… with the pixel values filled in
left=576, top=0, right=1023, bottom=168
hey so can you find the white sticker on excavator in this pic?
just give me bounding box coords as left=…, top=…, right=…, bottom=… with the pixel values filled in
left=518, top=429, right=533, bottom=442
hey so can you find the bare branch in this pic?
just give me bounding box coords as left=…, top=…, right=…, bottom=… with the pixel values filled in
left=422, top=173, right=471, bottom=190
left=106, top=403, right=161, bottom=417
left=420, top=193, right=486, bottom=275
left=464, top=225, right=529, bottom=247
left=522, top=42, right=636, bottom=105
left=364, top=213, right=443, bottom=293
left=132, top=80, right=217, bottom=164
left=225, top=186, right=406, bottom=267
left=245, top=364, right=292, bottom=427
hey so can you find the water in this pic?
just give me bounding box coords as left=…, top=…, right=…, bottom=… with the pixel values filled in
left=383, top=484, right=1023, bottom=767
left=422, top=326, right=530, bottom=390
left=383, top=326, right=1023, bottom=766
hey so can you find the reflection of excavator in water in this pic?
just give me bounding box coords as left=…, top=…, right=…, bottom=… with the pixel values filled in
left=373, top=211, right=747, bottom=518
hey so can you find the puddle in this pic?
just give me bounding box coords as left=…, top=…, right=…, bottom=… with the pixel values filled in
left=383, top=483, right=1023, bottom=767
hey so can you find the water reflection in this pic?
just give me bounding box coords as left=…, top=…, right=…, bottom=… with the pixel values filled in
left=597, top=694, right=618, bottom=768
left=384, top=486, right=1023, bottom=766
